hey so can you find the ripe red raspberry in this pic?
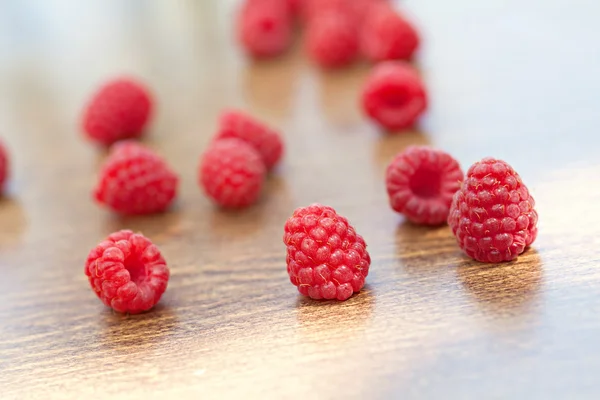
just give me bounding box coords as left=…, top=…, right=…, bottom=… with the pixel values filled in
left=94, top=141, right=178, bottom=215
left=386, top=146, right=464, bottom=225
left=284, top=204, right=371, bottom=301
left=215, top=110, right=283, bottom=171
left=448, top=158, right=539, bottom=263
left=199, top=138, right=266, bottom=208
left=287, top=0, right=305, bottom=17
left=82, top=78, right=153, bottom=146
left=0, top=139, right=8, bottom=195
left=238, top=0, right=293, bottom=58
left=303, top=0, right=384, bottom=25
left=360, top=3, right=420, bottom=62
left=85, top=230, right=170, bottom=314
left=361, top=61, right=427, bottom=131
left=305, top=12, right=359, bottom=68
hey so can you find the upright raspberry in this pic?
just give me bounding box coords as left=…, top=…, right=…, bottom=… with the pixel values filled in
left=238, top=0, right=293, bottom=58
left=82, top=78, right=153, bottom=146
left=215, top=110, right=284, bottom=171
left=360, top=3, right=420, bottom=62
left=361, top=61, right=427, bottom=131
left=85, top=230, right=170, bottom=314
left=94, top=141, right=178, bottom=215
left=448, top=158, right=539, bottom=263
left=284, top=204, right=371, bottom=301
left=305, top=12, right=359, bottom=68
left=0, top=139, right=8, bottom=195
left=199, top=138, right=266, bottom=208
left=386, top=146, right=463, bottom=225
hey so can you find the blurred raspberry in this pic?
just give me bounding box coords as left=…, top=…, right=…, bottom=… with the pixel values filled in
left=305, top=12, right=359, bottom=68
left=0, top=139, right=8, bottom=195
left=238, top=0, right=293, bottom=58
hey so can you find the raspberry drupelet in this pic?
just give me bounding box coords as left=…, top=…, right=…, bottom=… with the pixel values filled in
left=94, top=141, right=178, bottom=215
left=85, top=230, right=170, bottom=314
left=0, top=139, right=8, bottom=195
left=361, top=61, right=427, bottom=131
left=448, top=158, right=539, bottom=263
left=238, top=0, right=293, bottom=58
left=386, top=146, right=464, bottom=225
left=215, top=110, right=284, bottom=171
left=199, top=138, right=266, bottom=208
left=284, top=204, right=371, bottom=301
left=82, top=77, right=153, bottom=146
left=305, top=11, right=359, bottom=68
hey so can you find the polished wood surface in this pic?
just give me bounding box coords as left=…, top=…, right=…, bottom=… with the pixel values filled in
left=1, top=1, right=600, bottom=399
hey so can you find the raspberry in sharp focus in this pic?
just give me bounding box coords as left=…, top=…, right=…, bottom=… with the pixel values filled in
left=386, top=146, right=464, bottom=225
left=360, top=3, right=420, bottom=62
left=94, top=141, right=178, bottom=215
left=361, top=61, right=427, bottom=132
left=238, top=0, right=293, bottom=58
left=448, top=158, right=539, bottom=263
left=199, top=138, right=266, bottom=208
left=82, top=77, right=153, bottom=146
left=305, top=11, right=359, bottom=68
left=85, top=230, right=170, bottom=314
left=284, top=204, right=371, bottom=301
left=215, top=110, right=284, bottom=171
left=0, top=139, right=8, bottom=195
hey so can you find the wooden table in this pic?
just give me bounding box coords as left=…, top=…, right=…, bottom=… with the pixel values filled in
left=1, top=1, right=599, bottom=398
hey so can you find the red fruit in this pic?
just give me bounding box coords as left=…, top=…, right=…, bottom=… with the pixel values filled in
left=386, top=146, right=464, bottom=225
left=287, top=0, right=305, bottom=17
left=85, top=230, right=170, bottom=314
left=199, top=138, right=266, bottom=208
left=215, top=110, right=284, bottom=171
left=82, top=78, right=153, bottom=146
left=0, top=139, right=8, bottom=195
left=284, top=204, right=371, bottom=301
left=94, top=141, right=178, bottom=215
left=448, top=158, right=539, bottom=263
left=361, top=3, right=420, bottom=62
left=304, top=0, right=384, bottom=25
left=238, top=0, right=293, bottom=58
left=305, top=12, right=359, bottom=68
left=361, top=61, right=427, bottom=131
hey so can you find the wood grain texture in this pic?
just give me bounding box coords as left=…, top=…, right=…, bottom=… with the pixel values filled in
left=1, top=0, right=600, bottom=399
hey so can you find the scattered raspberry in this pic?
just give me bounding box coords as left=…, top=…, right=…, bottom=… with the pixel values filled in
left=303, top=0, right=384, bottom=25
left=360, top=3, right=420, bottom=62
left=238, top=0, right=293, bottom=58
left=94, top=141, right=178, bottom=215
left=215, top=110, right=283, bottom=171
left=448, top=158, right=539, bottom=263
left=284, top=204, right=371, bottom=301
left=386, top=146, right=464, bottom=225
left=199, top=138, right=266, bottom=208
left=287, top=0, right=305, bottom=17
left=361, top=61, right=427, bottom=131
left=0, top=139, right=8, bottom=195
left=85, top=230, right=170, bottom=314
left=305, top=12, right=359, bottom=68
left=82, top=78, right=153, bottom=146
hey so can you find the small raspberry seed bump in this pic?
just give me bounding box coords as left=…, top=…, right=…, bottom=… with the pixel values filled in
left=360, top=3, right=420, bottom=62
left=448, top=158, right=539, bottom=263
left=94, top=141, right=179, bottom=215
left=82, top=77, right=153, bottom=146
left=199, top=138, right=266, bottom=208
left=284, top=204, right=371, bottom=301
left=305, top=11, right=359, bottom=68
left=85, top=230, right=170, bottom=314
left=386, top=146, right=464, bottom=225
left=215, top=110, right=284, bottom=171
left=361, top=61, right=427, bottom=131
left=0, top=139, right=8, bottom=195
left=238, top=0, right=293, bottom=58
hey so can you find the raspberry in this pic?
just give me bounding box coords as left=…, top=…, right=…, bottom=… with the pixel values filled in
left=199, top=138, right=266, bottom=208
left=386, top=146, right=464, bottom=225
left=448, top=158, right=539, bottom=263
left=304, top=0, right=384, bottom=25
left=360, top=3, right=420, bottom=62
left=82, top=78, right=153, bottom=146
left=85, top=230, right=170, bottom=314
left=305, top=12, right=359, bottom=68
left=238, top=0, right=293, bottom=58
left=284, top=204, right=371, bottom=301
left=361, top=61, right=427, bottom=131
left=287, top=0, right=305, bottom=17
left=94, top=141, right=178, bottom=215
left=0, top=139, right=8, bottom=195
left=215, top=110, right=284, bottom=171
